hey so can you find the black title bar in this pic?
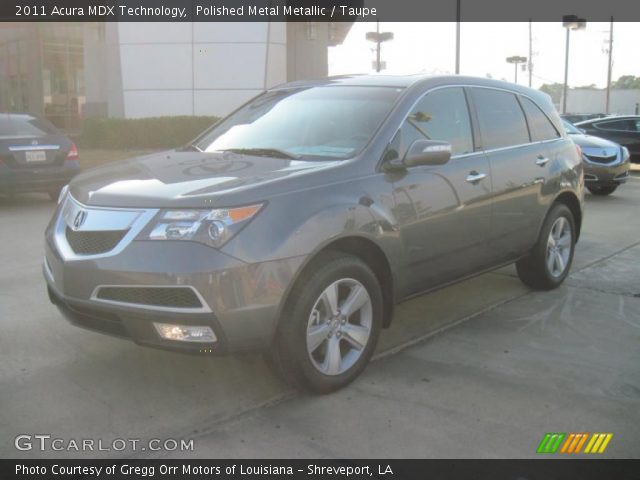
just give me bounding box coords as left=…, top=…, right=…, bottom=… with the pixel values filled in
left=4, top=459, right=640, bottom=480
left=2, top=0, right=640, bottom=22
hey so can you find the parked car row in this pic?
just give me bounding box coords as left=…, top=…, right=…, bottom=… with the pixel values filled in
left=1, top=76, right=633, bottom=392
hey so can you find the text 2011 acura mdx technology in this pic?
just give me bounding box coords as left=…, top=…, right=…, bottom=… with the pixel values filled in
left=44, top=75, right=584, bottom=392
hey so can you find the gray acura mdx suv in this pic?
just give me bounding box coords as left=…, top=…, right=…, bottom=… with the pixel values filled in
left=44, top=75, right=584, bottom=392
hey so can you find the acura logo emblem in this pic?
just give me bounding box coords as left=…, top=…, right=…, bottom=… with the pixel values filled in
left=73, top=210, right=87, bottom=229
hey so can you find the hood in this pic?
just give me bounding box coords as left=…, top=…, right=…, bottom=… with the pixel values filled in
left=568, top=133, right=619, bottom=149
left=69, top=150, right=341, bottom=208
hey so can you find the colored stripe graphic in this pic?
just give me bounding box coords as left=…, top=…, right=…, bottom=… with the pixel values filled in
left=538, top=433, right=612, bottom=454
left=585, top=433, right=613, bottom=454
left=537, top=433, right=565, bottom=453
left=560, top=433, right=589, bottom=454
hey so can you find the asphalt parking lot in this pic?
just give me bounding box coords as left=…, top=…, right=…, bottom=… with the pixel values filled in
left=1, top=172, right=639, bottom=459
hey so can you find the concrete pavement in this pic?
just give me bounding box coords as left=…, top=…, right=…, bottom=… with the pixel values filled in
left=1, top=174, right=638, bottom=459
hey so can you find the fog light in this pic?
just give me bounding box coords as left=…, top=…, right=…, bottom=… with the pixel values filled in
left=153, top=323, right=217, bottom=343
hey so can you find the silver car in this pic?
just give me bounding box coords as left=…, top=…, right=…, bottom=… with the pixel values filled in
left=44, top=75, right=584, bottom=392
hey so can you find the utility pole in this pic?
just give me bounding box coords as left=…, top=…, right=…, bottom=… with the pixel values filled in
left=455, top=0, right=461, bottom=74
left=605, top=17, right=614, bottom=114
left=528, top=20, right=533, bottom=87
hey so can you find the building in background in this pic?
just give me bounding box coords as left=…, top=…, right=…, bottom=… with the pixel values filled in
left=564, top=88, right=640, bottom=116
left=0, top=22, right=352, bottom=132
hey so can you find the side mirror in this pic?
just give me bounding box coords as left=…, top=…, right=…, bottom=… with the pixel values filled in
left=579, top=128, right=587, bottom=134
left=403, top=139, right=452, bottom=167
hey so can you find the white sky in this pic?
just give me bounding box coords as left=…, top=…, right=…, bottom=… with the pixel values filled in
left=329, top=22, right=639, bottom=89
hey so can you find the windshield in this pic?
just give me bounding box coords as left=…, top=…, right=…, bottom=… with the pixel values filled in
left=195, top=86, right=403, bottom=160
left=0, top=114, right=60, bottom=139
left=562, top=120, right=582, bottom=134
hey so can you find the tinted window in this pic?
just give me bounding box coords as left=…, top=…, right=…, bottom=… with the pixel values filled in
left=520, top=97, right=560, bottom=141
left=596, top=119, right=638, bottom=132
left=387, top=87, right=474, bottom=160
left=195, top=86, right=402, bottom=160
left=472, top=88, right=530, bottom=149
left=0, top=115, right=60, bottom=139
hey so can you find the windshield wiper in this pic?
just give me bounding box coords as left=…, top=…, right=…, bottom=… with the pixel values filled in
left=219, top=148, right=301, bottom=160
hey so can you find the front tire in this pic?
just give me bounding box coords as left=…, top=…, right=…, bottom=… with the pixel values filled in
left=516, top=203, right=575, bottom=290
left=269, top=252, right=383, bottom=393
left=587, top=185, right=618, bottom=196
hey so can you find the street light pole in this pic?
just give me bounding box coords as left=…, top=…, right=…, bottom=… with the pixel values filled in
left=528, top=20, right=533, bottom=87
left=562, top=15, right=586, bottom=114
left=455, top=0, right=461, bottom=74
left=506, top=56, right=527, bottom=84
left=562, top=27, right=570, bottom=114
left=375, top=21, right=381, bottom=72
left=366, top=25, right=394, bottom=73
left=605, top=17, right=614, bottom=114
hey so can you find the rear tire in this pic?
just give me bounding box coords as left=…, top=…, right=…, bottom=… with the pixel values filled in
left=587, top=185, right=617, bottom=196
left=516, top=203, right=575, bottom=291
left=268, top=252, right=383, bottom=394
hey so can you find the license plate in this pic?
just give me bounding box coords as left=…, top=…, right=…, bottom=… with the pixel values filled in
left=25, top=150, right=47, bottom=163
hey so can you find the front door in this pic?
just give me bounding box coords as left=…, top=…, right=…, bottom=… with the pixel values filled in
left=386, top=87, right=493, bottom=295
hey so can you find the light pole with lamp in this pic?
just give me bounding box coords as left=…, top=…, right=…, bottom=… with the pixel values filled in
left=562, top=15, right=587, bottom=114
left=506, top=56, right=527, bottom=84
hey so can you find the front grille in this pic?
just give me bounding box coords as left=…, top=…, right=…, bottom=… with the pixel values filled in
left=584, top=153, right=617, bottom=165
left=96, top=287, right=203, bottom=309
left=65, top=227, right=127, bottom=255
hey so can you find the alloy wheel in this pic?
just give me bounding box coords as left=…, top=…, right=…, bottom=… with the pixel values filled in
left=546, top=216, right=572, bottom=277
left=306, top=278, right=373, bottom=376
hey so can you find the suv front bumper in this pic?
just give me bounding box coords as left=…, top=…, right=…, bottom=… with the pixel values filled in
left=44, top=196, right=305, bottom=354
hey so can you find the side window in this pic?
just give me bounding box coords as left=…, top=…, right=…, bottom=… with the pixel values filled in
left=386, top=87, right=474, bottom=160
left=596, top=119, right=636, bottom=132
left=471, top=88, right=530, bottom=149
left=519, top=97, right=560, bottom=141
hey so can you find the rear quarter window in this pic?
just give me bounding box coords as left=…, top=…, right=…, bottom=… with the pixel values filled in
left=471, top=88, right=530, bottom=150
left=519, top=97, right=560, bottom=141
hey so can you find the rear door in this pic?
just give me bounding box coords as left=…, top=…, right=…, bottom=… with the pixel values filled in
left=469, top=88, right=555, bottom=261
left=388, top=87, right=494, bottom=294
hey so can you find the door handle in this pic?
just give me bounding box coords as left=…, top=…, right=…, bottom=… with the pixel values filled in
left=466, top=171, right=487, bottom=183
left=535, top=156, right=550, bottom=166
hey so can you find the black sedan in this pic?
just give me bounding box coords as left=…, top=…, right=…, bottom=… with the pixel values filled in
left=563, top=120, right=630, bottom=196
left=0, top=113, right=80, bottom=200
left=575, top=115, right=640, bottom=163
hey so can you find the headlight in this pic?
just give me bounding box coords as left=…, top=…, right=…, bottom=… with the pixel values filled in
left=58, top=184, right=69, bottom=204
left=138, top=204, right=263, bottom=248
left=622, top=147, right=630, bottom=161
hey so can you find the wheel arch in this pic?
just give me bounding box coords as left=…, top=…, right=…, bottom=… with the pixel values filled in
left=276, top=235, right=396, bottom=333
left=552, top=191, right=583, bottom=242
